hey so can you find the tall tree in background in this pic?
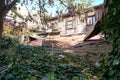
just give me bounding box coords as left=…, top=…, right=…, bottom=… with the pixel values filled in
left=57, top=0, right=93, bottom=18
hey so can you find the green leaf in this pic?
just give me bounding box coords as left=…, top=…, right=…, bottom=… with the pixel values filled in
left=113, top=59, right=120, bottom=66
left=25, top=76, right=37, bottom=80
left=108, top=70, right=115, bottom=76
left=47, top=72, right=56, bottom=80
left=72, top=76, right=79, bottom=80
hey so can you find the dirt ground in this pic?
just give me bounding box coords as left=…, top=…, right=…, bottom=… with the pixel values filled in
left=30, top=34, right=112, bottom=55
left=30, top=34, right=103, bottom=47
left=44, top=34, right=112, bottom=55
left=49, top=34, right=103, bottom=46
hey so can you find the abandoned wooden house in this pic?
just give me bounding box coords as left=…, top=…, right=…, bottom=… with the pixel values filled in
left=47, top=4, right=103, bottom=36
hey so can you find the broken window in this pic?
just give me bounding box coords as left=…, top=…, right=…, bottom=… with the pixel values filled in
left=66, top=20, right=76, bottom=29
left=87, top=16, right=96, bottom=25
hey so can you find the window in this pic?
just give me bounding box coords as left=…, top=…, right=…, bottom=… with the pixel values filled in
left=80, top=18, right=84, bottom=22
left=66, top=20, right=76, bottom=29
left=87, top=16, right=96, bottom=25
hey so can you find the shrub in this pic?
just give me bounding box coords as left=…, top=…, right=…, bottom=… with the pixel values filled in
left=1, top=36, right=18, bottom=50
left=0, top=52, right=85, bottom=80
left=102, top=0, right=120, bottom=79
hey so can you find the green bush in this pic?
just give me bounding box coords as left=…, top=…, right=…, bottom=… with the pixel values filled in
left=0, top=43, right=102, bottom=80
left=102, top=0, right=120, bottom=79
left=15, top=45, right=46, bottom=59
left=0, top=37, right=101, bottom=80
left=1, top=36, right=18, bottom=50
left=0, top=52, right=85, bottom=80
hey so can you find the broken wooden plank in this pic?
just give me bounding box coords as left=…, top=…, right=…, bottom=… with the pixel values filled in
left=83, top=20, right=102, bottom=41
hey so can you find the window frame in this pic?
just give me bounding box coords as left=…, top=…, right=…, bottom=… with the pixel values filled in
left=87, top=15, right=96, bottom=26
left=66, top=19, right=76, bottom=30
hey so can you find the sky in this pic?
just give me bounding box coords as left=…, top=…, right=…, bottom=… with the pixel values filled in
left=47, top=0, right=104, bottom=17
left=92, top=0, right=104, bottom=5
left=17, top=0, right=104, bottom=17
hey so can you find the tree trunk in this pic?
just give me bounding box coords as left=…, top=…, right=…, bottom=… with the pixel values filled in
left=0, top=16, right=4, bottom=53
left=0, top=0, right=5, bottom=54
left=0, top=0, right=18, bottom=54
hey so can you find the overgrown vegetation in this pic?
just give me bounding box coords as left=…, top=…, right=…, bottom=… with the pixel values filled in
left=101, top=0, right=120, bottom=79
left=1, top=36, right=18, bottom=49
left=0, top=36, right=103, bottom=80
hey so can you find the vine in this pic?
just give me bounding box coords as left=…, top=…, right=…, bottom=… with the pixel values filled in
left=102, top=0, right=120, bottom=79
